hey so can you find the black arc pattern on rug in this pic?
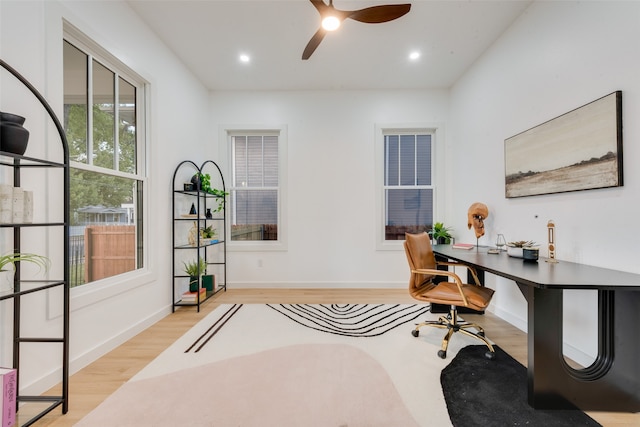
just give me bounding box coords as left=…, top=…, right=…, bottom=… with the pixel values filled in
left=267, top=303, right=430, bottom=337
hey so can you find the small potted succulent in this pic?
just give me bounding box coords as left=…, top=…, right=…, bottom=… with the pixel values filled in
left=506, top=240, right=538, bottom=259
left=199, top=225, right=218, bottom=246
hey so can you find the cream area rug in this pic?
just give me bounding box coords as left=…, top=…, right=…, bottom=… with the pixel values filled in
left=76, top=304, right=485, bottom=427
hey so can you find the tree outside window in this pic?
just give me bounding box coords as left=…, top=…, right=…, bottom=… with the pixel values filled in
left=63, top=39, right=145, bottom=287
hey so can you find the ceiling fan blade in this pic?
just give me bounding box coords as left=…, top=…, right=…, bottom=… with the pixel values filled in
left=347, top=4, right=411, bottom=24
left=309, top=0, right=330, bottom=14
left=310, top=1, right=352, bottom=24
left=302, top=28, right=327, bottom=60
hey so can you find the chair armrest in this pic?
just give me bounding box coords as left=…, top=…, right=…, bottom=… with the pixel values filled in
left=411, top=268, right=469, bottom=306
left=436, top=261, right=482, bottom=287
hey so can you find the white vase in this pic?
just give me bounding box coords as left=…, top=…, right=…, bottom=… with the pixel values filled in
left=0, top=184, right=12, bottom=223
left=12, top=187, right=23, bottom=223
left=506, top=246, right=524, bottom=258
left=23, top=190, right=33, bottom=223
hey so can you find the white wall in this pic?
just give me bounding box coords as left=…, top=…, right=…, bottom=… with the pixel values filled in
left=210, top=89, right=449, bottom=288
left=449, top=1, right=640, bottom=364
left=0, top=0, right=210, bottom=393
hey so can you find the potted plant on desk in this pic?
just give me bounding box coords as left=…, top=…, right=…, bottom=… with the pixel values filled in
left=430, top=222, right=453, bottom=244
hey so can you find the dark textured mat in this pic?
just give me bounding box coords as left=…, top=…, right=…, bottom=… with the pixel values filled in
left=441, top=345, right=602, bottom=427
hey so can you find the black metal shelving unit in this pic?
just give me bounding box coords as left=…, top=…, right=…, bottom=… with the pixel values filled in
left=0, top=59, right=70, bottom=426
left=171, top=160, right=226, bottom=312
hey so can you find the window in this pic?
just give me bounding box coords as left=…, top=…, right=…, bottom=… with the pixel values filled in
left=229, top=133, right=279, bottom=242
left=383, top=132, right=434, bottom=241
left=63, top=33, right=146, bottom=287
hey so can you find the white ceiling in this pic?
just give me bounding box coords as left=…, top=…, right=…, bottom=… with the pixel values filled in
left=126, top=0, right=532, bottom=91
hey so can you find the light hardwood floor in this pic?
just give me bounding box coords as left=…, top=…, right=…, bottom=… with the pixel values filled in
left=27, top=289, right=639, bottom=427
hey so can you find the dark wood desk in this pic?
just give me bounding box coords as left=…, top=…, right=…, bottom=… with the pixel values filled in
left=433, top=244, right=640, bottom=412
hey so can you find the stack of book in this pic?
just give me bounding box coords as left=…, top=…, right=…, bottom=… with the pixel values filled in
left=452, top=243, right=475, bottom=250
left=182, top=287, right=206, bottom=303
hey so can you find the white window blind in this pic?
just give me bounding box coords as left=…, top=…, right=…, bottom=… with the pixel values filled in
left=383, top=133, right=434, bottom=240
left=231, top=134, right=279, bottom=241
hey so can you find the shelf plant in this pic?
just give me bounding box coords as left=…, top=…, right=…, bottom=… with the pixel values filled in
left=0, top=252, right=50, bottom=272
left=192, top=172, right=228, bottom=212
left=183, top=257, right=207, bottom=292
left=0, top=252, right=50, bottom=292
left=183, top=256, right=206, bottom=276
left=200, top=225, right=217, bottom=239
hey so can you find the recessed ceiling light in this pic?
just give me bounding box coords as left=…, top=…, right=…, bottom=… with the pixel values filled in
left=409, top=51, right=421, bottom=61
left=239, top=54, right=250, bottom=63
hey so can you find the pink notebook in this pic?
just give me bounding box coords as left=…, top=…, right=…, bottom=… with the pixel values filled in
left=1, top=368, right=16, bottom=427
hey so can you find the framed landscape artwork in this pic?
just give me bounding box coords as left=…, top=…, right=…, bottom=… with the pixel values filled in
left=504, top=91, right=623, bottom=198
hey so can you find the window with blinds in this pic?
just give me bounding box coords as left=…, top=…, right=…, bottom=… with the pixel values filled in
left=384, top=133, right=434, bottom=241
left=230, top=134, right=279, bottom=241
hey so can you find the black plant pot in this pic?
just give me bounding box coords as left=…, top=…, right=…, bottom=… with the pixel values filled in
left=0, top=111, right=29, bottom=155
left=189, top=276, right=199, bottom=292
left=190, top=174, right=201, bottom=190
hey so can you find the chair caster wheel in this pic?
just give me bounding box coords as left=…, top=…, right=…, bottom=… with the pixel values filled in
left=485, top=351, right=496, bottom=360
left=478, top=331, right=485, bottom=337
left=437, top=350, right=447, bottom=359
left=411, top=330, right=420, bottom=337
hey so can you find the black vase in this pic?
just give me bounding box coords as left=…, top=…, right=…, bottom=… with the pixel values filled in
left=0, top=111, right=29, bottom=155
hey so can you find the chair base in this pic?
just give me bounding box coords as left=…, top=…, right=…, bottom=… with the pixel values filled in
left=412, top=305, right=496, bottom=360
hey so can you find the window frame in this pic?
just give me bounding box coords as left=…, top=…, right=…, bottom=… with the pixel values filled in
left=220, top=125, right=288, bottom=252
left=63, top=23, right=150, bottom=294
left=375, top=124, right=445, bottom=250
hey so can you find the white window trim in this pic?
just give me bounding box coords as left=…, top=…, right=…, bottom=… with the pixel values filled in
left=219, top=125, right=288, bottom=252
left=375, top=123, right=446, bottom=251
left=62, top=23, right=152, bottom=306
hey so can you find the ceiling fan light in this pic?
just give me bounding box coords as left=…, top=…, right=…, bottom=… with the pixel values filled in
left=322, top=16, right=341, bottom=31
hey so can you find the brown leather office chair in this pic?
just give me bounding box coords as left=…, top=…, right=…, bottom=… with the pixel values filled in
left=404, top=232, right=496, bottom=360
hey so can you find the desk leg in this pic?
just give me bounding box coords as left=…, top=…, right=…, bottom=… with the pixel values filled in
left=520, top=285, right=640, bottom=411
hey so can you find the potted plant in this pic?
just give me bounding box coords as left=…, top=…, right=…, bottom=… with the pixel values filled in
left=0, top=252, right=50, bottom=291
left=199, top=225, right=217, bottom=245
left=0, top=252, right=50, bottom=271
left=506, top=240, right=537, bottom=259
left=191, top=173, right=228, bottom=212
left=430, top=222, right=453, bottom=244
left=183, top=257, right=206, bottom=292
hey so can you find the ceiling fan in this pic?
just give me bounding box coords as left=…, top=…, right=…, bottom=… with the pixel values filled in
left=302, top=0, right=412, bottom=60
